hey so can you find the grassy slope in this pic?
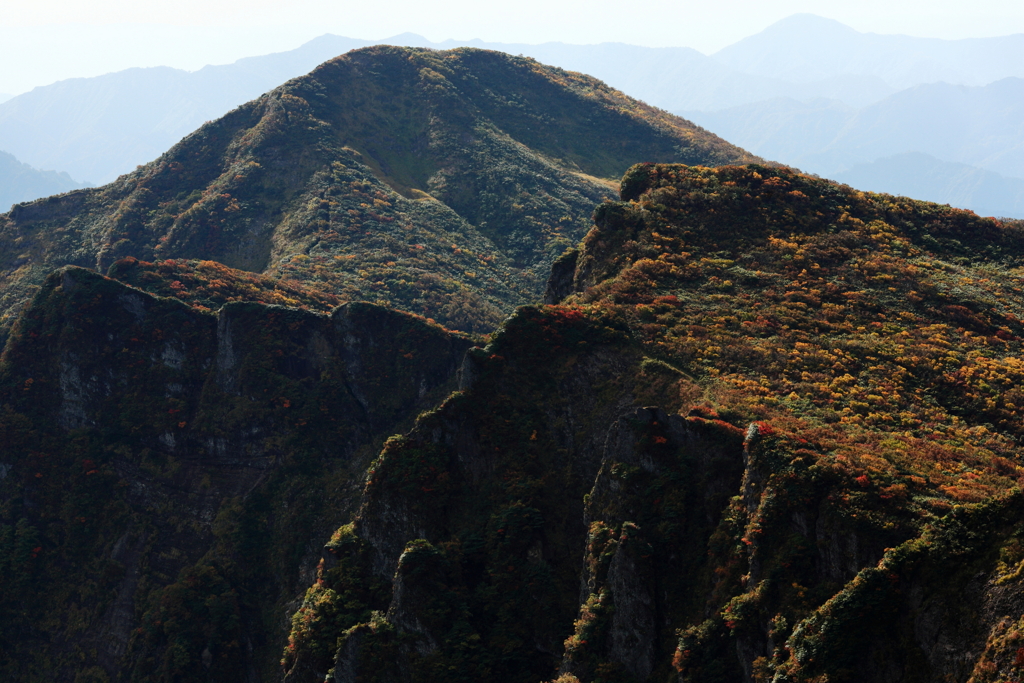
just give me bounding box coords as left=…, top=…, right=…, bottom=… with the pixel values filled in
left=0, top=46, right=758, bottom=336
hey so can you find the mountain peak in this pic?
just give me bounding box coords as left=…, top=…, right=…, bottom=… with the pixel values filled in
left=764, top=13, right=859, bottom=35
left=710, top=11, right=1024, bottom=88
left=378, top=32, right=435, bottom=47
left=0, top=46, right=757, bottom=334
left=714, top=13, right=861, bottom=60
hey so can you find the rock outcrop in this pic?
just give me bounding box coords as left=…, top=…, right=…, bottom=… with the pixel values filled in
left=0, top=266, right=470, bottom=681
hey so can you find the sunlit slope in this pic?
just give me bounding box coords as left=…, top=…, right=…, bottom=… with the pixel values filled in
left=283, top=164, right=1024, bottom=683
left=0, top=46, right=758, bottom=334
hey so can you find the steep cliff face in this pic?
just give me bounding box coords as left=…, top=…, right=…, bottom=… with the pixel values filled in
left=281, top=165, right=1024, bottom=683
left=0, top=267, right=471, bottom=682
left=0, top=46, right=759, bottom=335
left=282, top=305, right=728, bottom=683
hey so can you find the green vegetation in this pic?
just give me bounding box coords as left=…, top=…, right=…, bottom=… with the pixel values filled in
left=5, top=49, right=1023, bottom=681
left=0, top=46, right=757, bottom=337
left=281, top=164, right=1024, bottom=683
left=107, top=256, right=343, bottom=313
left=0, top=266, right=471, bottom=681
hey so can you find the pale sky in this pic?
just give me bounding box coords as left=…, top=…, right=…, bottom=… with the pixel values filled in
left=2, top=0, right=1023, bottom=95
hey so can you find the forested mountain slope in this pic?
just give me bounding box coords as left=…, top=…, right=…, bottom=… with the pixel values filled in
left=0, top=45, right=757, bottom=336
left=6, top=160, right=1024, bottom=682
left=280, top=164, right=1024, bottom=683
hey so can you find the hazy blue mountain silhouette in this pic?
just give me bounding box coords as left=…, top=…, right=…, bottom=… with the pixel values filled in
left=1, top=16, right=1021, bottom=215
left=713, top=13, right=1024, bottom=89
left=686, top=77, right=1024, bottom=217
left=0, top=36, right=375, bottom=185
left=833, top=152, right=1024, bottom=219
left=0, top=150, right=89, bottom=212
left=820, top=78, right=1024, bottom=179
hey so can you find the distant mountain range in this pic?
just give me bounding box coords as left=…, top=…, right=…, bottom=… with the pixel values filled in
left=0, top=14, right=1021, bottom=215
left=0, top=150, right=90, bottom=212
left=687, top=78, right=1024, bottom=178
left=713, top=13, right=1024, bottom=89
left=685, top=76, right=1024, bottom=215
left=833, top=152, right=1024, bottom=219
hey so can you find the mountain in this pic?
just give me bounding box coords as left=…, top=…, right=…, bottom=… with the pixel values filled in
left=0, top=36, right=376, bottom=186
left=689, top=77, right=1024, bottom=178
left=280, top=164, right=1024, bottom=683
left=818, top=78, right=1024, bottom=179
left=0, top=46, right=757, bottom=337
left=6, top=16, right=1021, bottom=191
left=713, top=13, right=1024, bottom=89
left=3, top=29, right=1024, bottom=683
left=0, top=150, right=90, bottom=213
left=0, top=34, right=791, bottom=187
left=684, top=97, right=856, bottom=168
left=686, top=78, right=1024, bottom=217
left=0, top=267, right=475, bottom=682
left=5, top=162, right=1024, bottom=682
left=834, top=152, right=1024, bottom=218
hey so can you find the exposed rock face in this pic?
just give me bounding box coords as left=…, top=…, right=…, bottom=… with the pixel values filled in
left=543, top=248, right=579, bottom=305
left=277, top=300, right=750, bottom=682
left=0, top=267, right=470, bottom=681
left=294, top=387, right=1024, bottom=683
left=558, top=407, right=746, bottom=682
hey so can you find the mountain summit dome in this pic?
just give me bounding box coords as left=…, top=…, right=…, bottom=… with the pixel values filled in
left=0, top=45, right=759, bottom=334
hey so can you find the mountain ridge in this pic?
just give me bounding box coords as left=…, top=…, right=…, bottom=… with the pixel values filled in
left=4, top=159, right=1024, bottom=681
left=3, top=15, right=1021, bottom=189
left=281, top=163, right=1024, bottom=683
left=0, top=150, right=90, bottom=213
left=0, top=45, right=757, bottom=337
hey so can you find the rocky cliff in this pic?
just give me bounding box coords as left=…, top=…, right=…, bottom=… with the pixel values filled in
left=0, top=266, right=471, bottom=681
left=280, top=164, right=1024, bottom=683
left=6, top=163, right=1024, bottom=683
